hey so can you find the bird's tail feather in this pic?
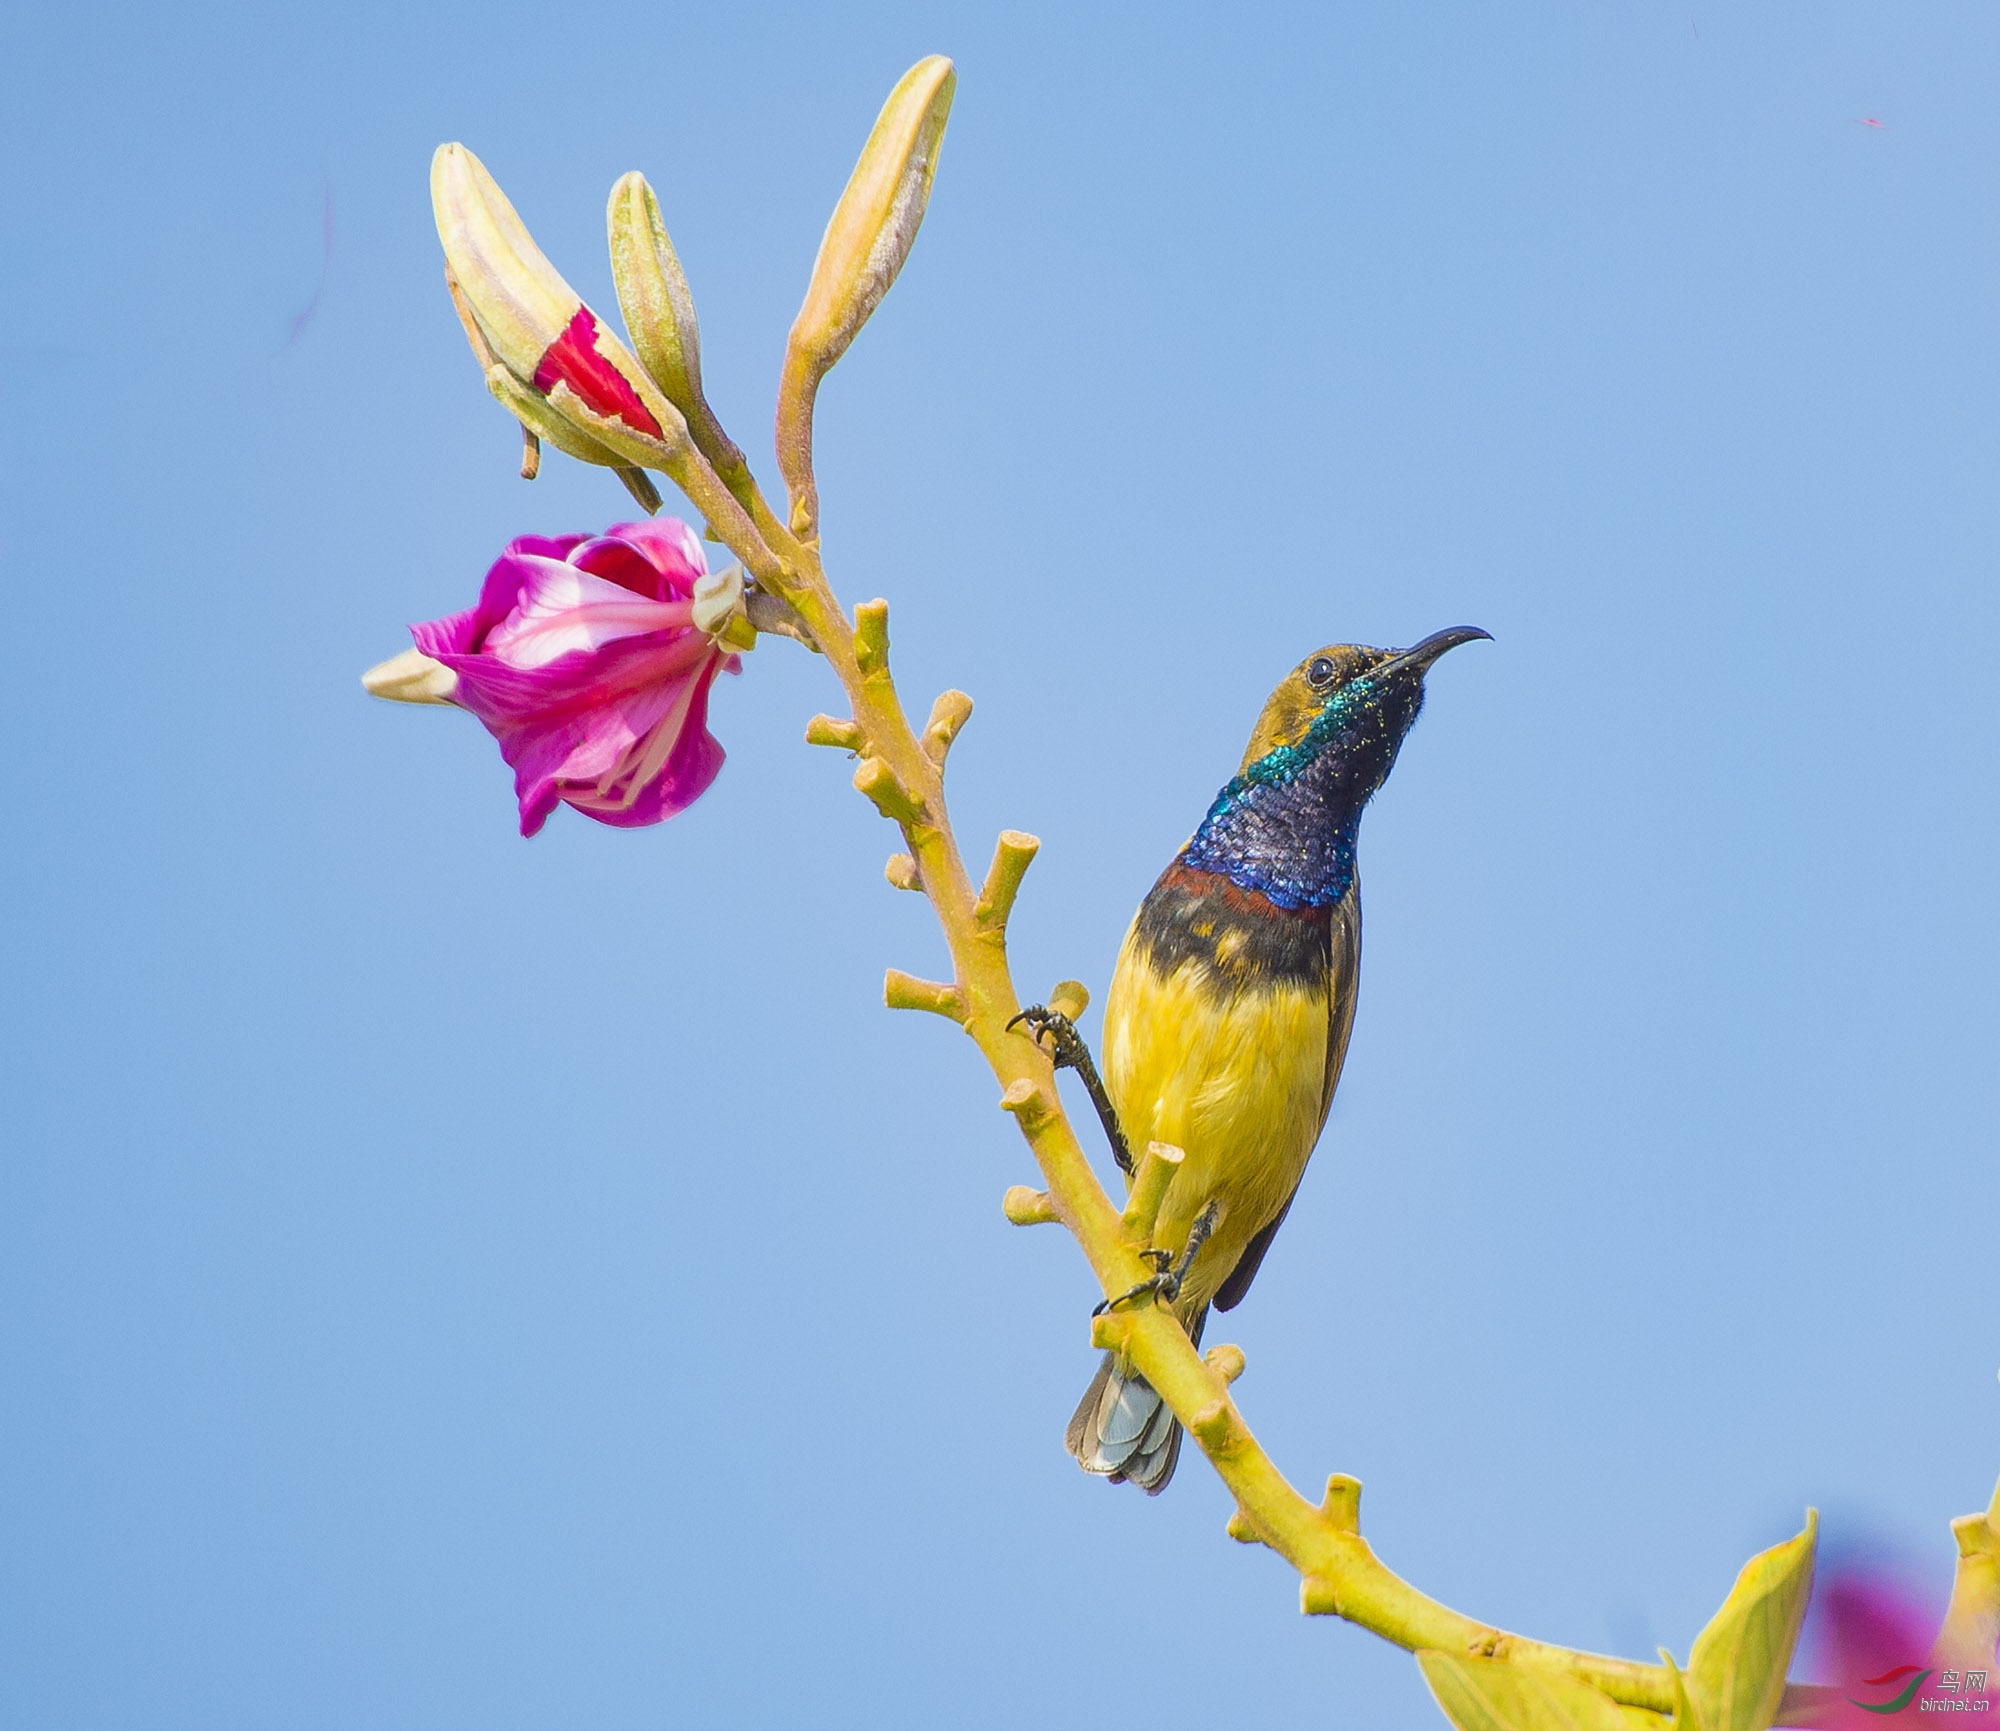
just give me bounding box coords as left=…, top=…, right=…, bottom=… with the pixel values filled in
left=1064, top=1307, right=1208, bottom=1494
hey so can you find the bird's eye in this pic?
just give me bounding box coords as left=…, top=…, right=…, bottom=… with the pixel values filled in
left=1306, top=656, right=1336, bottom=689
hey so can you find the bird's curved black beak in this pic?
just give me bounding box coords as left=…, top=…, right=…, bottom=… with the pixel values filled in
left=1367, top=625, right=1492, bottom=682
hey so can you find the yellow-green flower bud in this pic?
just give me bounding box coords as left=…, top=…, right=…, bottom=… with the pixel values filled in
left=776, top=55, right=955, bottom=535
left=431, top=145, right=563, bottom=370
left=607, top=172, right=746, bottom=481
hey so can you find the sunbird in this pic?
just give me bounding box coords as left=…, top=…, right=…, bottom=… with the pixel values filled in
left=1016, top=627, right=1488, bottom=1492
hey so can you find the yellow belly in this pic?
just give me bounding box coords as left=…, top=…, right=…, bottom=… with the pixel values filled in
left=1100, top=918, right=1330, bottom=1317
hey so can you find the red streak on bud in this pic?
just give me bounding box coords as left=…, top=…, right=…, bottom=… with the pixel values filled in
left=532, top=307, right=663, bottom=437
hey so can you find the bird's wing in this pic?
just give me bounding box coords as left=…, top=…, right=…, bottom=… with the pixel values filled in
left=1212, top=888, right=1361, bottom=1313
left=1213, top=1194, right=1291, bottom=1312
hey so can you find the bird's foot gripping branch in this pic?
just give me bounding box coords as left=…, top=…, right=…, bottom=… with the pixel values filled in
left=363, top=55, right=2000, bottom=1731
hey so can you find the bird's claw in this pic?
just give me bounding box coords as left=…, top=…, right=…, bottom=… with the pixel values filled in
left=1091, top=1249, right=1178, bottom=1315
left=1092, top=1272, right=1181, bottom=1317
left=1008, top=1004, right=1090, bottom=1071
left=1089, top=1204, right=1219, bottom=1319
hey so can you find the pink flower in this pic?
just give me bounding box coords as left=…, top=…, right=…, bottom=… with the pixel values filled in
left=1790, top=1554, right=1957, bottom=1729
left=390, top=517, right=743, bottom=837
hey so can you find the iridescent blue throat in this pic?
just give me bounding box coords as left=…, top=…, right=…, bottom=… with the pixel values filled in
left=1180, top=680, right=1403, bottom=911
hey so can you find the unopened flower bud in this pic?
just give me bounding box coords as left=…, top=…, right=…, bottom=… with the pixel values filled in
left=432, top=144, right=690, bottom=482
left=362, top=647, right=459, bottom=706
left=776, top=56, right=955, bottom=534
left=607, top=172, right=746, bottom=479
left=789, top=57, right=955, bottom=380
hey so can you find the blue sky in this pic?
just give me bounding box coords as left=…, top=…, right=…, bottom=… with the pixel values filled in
left=3, top=3, right=1996, bottom=1726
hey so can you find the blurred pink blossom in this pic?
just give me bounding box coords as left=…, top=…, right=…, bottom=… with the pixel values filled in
left=1789, top=1554, right=1968, bottom=1729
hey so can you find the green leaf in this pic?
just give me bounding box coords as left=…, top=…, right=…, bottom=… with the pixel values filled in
left=1418, top=1652, right=1637, bottom=1731
left=1663, top=1646, right=1702, bottom=1731
left=1685, top=1513, right=1818, bottom=1731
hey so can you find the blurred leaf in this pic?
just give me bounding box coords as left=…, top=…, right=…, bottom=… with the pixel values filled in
left=1662, top=1646, right=1702, bottom=1731
left=1686, top=1514, right=1818, bottom=1731
left=1419, top=1651, right=1636, bottom=1731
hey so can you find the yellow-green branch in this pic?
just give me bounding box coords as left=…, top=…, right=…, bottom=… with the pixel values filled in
left=695, top=482, right=1720, bottom=1717
left=426, top=73, right=1993, bottom=1717
left=654, top=251, right=1991, bottom=1709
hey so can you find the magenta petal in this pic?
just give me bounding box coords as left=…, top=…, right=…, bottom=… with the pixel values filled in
left=599, top=517, right=706, bottom=598
left=457, top=552, right=536, bottom=654
left=477, top=562, right=691, bottom=671
left=568, top=536, right=673, bottom=599
left=558, top=660, right=726, bottom=829
left=577, top=729, right=725, bottom=827
left=530, top=307, right=664, bottom=437
left=411, top=537, right=597, bottom=659
left=456, top=645, right=719, bottom=834
left=439, top=626, right=709, bottom=727
left=507, top=533, right=589, bottom=563
left=411, top=553, right=528, bottom=661
left=411, top=604, right=480, bottom=660
left=516, top=778, right=564, bottom=837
